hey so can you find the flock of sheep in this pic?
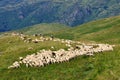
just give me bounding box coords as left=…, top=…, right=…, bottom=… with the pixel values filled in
left=8, top=32, right=114, bottom=69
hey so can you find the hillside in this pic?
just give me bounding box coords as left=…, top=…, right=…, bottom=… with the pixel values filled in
left=53, top=15, right=120, bottom=44
left=0, top=0, right=120, bottom=31
left=18, top=23, right=70, bottom=35
left=0, top=16, right=120, bottom=80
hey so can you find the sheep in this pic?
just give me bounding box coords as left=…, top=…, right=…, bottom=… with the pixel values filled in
left=8, top=61, right=20, bottom=69
left=19, top=57, right=23, bottom=60
left=20, top=36, right=26, bottom=40
left=8, top=37, right=114, bottom=69
left=33, top=34, right=38, bottom=37
left=32, top=39, right=40, bottom=43
left=27, top=38, right=32, bottom=42
left=51, top=46, right=54, bottom=49
left=39, top=33, right=43, bottom=37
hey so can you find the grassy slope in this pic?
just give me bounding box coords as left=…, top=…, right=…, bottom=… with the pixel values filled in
left=53, top=16, right=120, bottom=44
left=18, top=23, right=70, bottom=35
left=0, top=16, right=120, bottom=80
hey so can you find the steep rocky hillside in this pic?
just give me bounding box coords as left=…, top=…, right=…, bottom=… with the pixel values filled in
left=0, top=0, right=120, bottom=31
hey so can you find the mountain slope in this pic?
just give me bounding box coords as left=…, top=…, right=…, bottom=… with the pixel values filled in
left=18, top=23, right=69, bottom=35
left=0, top=0, right=120, bottom=31
left=53, top=15, right=120, bottom=44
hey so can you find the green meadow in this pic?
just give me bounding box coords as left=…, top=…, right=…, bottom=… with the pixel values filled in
left=0, top=16, right=120, bottom=80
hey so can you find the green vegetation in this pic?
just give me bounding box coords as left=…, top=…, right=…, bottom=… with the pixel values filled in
left=53, top=16, right=120, bottom=44
left=0, top=0, right=120, bottom=31
left=18, top=23, right=70, bottom=35
left=0, top=16, right=120, bottom=80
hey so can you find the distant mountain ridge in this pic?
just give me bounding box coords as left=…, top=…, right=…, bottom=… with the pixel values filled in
left=0, top=0, right=120, bottom=31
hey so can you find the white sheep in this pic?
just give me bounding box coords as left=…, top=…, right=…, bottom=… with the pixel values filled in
left=8, top=38, right=114, bottom=69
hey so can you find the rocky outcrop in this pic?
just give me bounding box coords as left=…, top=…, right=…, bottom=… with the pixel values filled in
left=0, top=0, right=120, bottom=31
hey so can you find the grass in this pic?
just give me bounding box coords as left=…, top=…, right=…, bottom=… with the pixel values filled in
left=0, top=35, right=67, bottom=69
left=0, top=16, right=120, bottom=80
left=17, top=23, right=70, bottom=35
left=0, top=41, right=120, bottom=80
left=53, top=16, right=120, bottom=44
